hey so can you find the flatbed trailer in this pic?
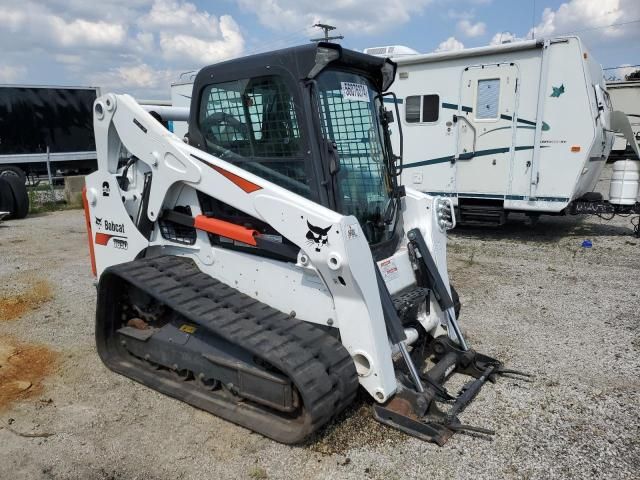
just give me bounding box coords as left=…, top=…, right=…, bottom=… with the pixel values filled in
left=0, top=84, right=100, bottom=179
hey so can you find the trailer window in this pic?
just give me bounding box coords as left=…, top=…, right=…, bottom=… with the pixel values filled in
left=422, top=95, right=439, bottom=122
left=405, top=96, right=421, bottom=123
left=476, top=78, right=500, bottom=119
left=405, top=94, right=439, bottom=123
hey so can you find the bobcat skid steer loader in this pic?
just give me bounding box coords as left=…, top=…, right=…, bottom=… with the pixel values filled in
left=83, top=43, right=526, bottom=445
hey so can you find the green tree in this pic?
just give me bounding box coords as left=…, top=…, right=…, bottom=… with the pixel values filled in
left=625, top=69, right=640, bottom=80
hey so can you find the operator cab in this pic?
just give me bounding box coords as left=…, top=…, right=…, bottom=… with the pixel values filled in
left=187, top=43, right=404, bottom=259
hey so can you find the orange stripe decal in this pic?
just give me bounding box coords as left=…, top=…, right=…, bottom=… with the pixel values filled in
left=193, top=154, right=262, bottom=193
left=194, top=215, right=258, bottom=246
left=95, top=232, right=112, bottom=246
left=210, top=164, right=262, bottom=193
left=82, top=187, right=97, bottom=276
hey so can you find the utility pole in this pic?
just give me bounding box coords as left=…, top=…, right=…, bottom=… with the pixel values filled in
left=310, top=23, right=343, bottom=43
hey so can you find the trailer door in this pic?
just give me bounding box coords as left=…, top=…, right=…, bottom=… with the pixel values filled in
left=455, top=64, right=519, bottom=195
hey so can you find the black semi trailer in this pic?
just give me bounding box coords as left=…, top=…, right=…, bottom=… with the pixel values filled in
left=0, top=85, right=100, bottom=180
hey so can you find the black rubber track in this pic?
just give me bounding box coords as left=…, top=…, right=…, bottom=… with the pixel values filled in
left=3, top=175, right=29, bottom=219
left=0, top=178, right=15, bottom=217
left=96, top=255, right=359, bottom=444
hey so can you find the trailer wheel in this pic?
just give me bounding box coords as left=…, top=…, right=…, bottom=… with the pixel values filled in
left=0, top=166, right=27, bottom=182
left=0, top=178, right=16, bottom=217
left=3, top=176, right=29, bottom=219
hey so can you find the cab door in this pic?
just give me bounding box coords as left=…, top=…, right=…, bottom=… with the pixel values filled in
left=455, top=63, right=519, bottom=195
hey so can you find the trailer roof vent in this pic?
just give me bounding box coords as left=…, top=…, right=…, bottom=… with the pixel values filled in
left=364, top=45, right=420, bottom=58
left=365, top=47, right=388, bottom=56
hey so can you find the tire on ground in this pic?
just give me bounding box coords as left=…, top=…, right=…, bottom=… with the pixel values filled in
left=0, top=165, right=27, bottom=181
left=0, top=178, right=16, bottom=217
left=3, top=175, right=29, bottom=219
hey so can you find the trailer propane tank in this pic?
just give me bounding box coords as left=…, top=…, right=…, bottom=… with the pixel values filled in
left=609, top=160, right=640, bottom=205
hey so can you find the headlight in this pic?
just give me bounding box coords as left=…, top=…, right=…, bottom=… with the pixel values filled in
left=435, top=197, right=456, bottom=231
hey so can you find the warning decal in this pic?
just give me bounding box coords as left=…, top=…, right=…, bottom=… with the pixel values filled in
left=379, top=259, right=399, bottom=281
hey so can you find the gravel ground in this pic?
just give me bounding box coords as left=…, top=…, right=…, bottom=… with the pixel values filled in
left=0, top=169, right=638, bottom=480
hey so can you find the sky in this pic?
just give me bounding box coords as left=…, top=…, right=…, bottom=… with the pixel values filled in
left=0, top=0, right=638, bottom=98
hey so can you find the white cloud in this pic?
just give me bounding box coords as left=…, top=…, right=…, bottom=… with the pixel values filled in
left=236, top=0, right=433, bottom=35
left=115, top=65, right=169, bottom=89
left=0, top=65, right=27, bottom=83
left=0, top=4, right=127, bottom=49
left=121, top=65, right=158, bottom=89
left=489, top=31, right=525, bottom=45
left=457, top=19, right=486, bottom=37
left=158, top=15, right=244, bottom=64
left=487, top=0, right=639, bottom=53
left=447, top=9, right=474, bottom=20
left=141, top=0, right=219, bottom=34
left=0, top=0, right=246, bottom=97
left=435, top=37, right=465, bottom=52
left=51, top=18, right=127, bottom=48
left=528, top=0, right=640, bottom=39
left=86, top=64, right=177, bottom=94
left=0, top=6, right=27, bottom=31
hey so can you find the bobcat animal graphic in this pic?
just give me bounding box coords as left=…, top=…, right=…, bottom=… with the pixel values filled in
left=306, top=221, right=331, bottom=252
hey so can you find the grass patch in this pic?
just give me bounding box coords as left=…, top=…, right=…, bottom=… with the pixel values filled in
left=248, top=467, right=268, bottom=479
left=465, top=246, right=477, bottom=266
left=27, top=187, right=82, bottom=214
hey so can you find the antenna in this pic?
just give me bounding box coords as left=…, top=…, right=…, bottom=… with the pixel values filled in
left=310, top=23, right=344, bottom=43
left=531, top=0, right=536, bottom=39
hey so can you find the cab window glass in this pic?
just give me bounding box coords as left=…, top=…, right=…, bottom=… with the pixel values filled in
left=199, top=76, right=309, bottom=197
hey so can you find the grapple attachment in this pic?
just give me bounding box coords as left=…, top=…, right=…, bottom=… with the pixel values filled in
left=373, top=336, right=530, bottom=445
left=373, top=227, right=530, bottom=445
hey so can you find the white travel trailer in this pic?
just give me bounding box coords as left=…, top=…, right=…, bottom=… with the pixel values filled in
left=607, top=80, right=640, bottom=160
left=366, top=37, right=633, bottom=225
left=170, top=71, right=199, bottom=139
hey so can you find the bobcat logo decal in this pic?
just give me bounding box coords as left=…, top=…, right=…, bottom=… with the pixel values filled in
left=306, top=221, right=331, bottom=252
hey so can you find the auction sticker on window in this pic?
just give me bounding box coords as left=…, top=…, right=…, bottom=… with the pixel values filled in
left=341, top=82, right=370, bottom=102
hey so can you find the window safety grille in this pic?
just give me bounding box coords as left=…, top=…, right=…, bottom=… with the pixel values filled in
left=199, top=76, right=309, bottom=197
left=316, top=75, right=388, bottom=228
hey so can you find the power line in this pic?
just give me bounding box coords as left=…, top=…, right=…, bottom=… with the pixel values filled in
left=243, top=27, right=313, bottom=56
left=603, top=64, right=640, bottom=71
left=559, top=18, right=640, bottom=36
